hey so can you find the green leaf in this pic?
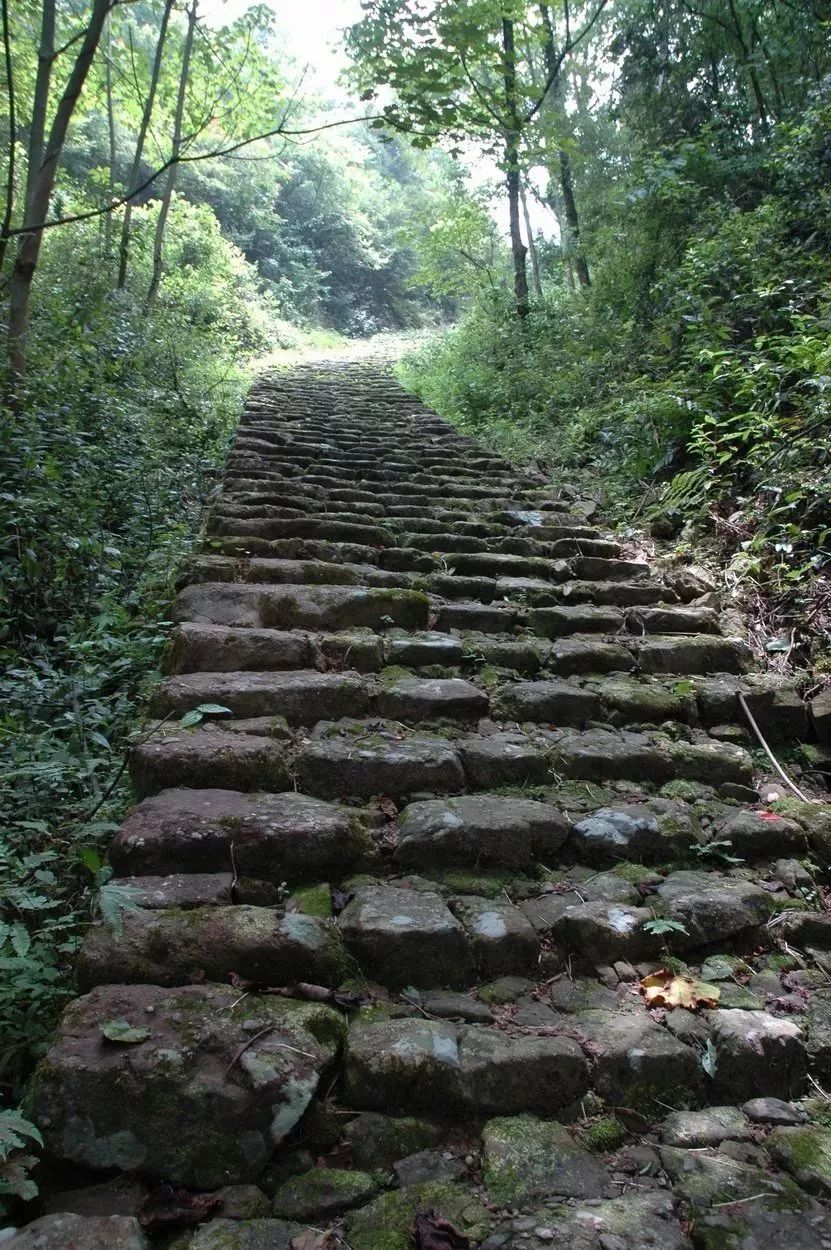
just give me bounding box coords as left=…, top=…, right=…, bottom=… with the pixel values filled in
left=194, top=703, right=232, bottom=716
left=100, top=1019, right=151, bottom=1045
left=643, top=917, right=689, bottom=937
left=700, top=1038, right=718, bottom=1079
left=179, top=709, right=204, bottom=728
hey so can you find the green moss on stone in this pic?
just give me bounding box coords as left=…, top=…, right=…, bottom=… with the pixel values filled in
left=345, top=1181, right=491, bottom=1250
left=583, top=1116, right=627, bottom=1152
left=290, top=884, right=332, bottom=918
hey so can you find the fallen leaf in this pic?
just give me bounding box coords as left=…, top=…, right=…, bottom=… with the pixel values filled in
left=138, top=1185, right=222, bottom=1231
left=758, top=811, right=782, bottom=822
left=379, top=795, right=398, bottom=819
left=100, top=1019, right=151, bottom=1044
left=640, top=969, right=721, bottom=1011
left=412, top=1209, right=470, bottom=1249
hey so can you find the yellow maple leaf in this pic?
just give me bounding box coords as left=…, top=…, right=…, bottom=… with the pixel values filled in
left=640, top=968, right=721, bottom=1010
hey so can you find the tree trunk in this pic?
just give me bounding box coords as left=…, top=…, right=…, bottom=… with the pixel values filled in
left=103, top=12, right=117, bottom=258
left=146, top=0, right=196, bottom=311
left=558, top=145, right=590, bottom=287
left=539, top=3, right=590, bottom=288
left=725, top=0, right=770, bottom=136
left=0, top=0, right=15, bottom=277
left=117, top=0, right=173, bottom=290
left=7, top=0, right=110, bottom=389
left=501, top=18, right=529, bottom=319
left=520, top=181, right=543, bottom=298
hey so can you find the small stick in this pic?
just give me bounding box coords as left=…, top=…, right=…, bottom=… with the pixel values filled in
left=737, top=691, right=815, bottom=804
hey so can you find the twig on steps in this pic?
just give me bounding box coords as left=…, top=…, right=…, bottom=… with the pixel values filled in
left=737, top=691, right=816, bottom=804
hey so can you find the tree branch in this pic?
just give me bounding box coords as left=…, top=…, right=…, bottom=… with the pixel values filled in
left=524, top=0, right=609, bottom=124
left=0, top=113, right=386, bottom=241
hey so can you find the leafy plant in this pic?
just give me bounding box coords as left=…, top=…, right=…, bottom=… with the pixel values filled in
left=642, top=917, right=690, bottom=938
left=0, top=1109, right=43, bottom=1212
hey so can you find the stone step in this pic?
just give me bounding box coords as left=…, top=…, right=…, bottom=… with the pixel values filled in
left=30, top=984, right=345, bottom=1187
left=180, top=556, right=411, bottom=591
left=338, top=884, right=539, bottom=986
left=110, top=787, right=378, bottom=880
left=344, top=1017, right=589, bottom=1116
left=76, top=904, right=344, bottom=990
left=174, top=582, right=429, bottom=631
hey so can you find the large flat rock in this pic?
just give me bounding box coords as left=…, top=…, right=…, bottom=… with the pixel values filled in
left=30, top=985, right=344, bottom=1188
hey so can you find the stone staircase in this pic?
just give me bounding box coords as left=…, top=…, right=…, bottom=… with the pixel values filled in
left=17, top=361, right=831, bottom=1249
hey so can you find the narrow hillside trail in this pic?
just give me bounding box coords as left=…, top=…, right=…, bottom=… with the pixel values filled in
left=18, top=358, right=831, bottom=1249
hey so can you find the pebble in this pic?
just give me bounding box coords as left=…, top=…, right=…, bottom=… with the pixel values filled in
left=534, top=1229, right=554, bottom=1242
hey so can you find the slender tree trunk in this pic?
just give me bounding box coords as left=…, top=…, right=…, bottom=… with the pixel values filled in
left=24, top=0, right=55, bottom=214
left=725, top=0, right=770, bottom=135
left=7, top=0, right=111, bottom=390
left=520, top=181, right=543, bottom=299
left=103, top=13, right=117, bottom=257
left=558, top=146, right=590, bottom=287
left=0, top=0, right=15, bottom=277
left=146, top=0, right=196, bottom=311
left=539, top=3, right=591, bottom=287
left=501, top=17, right=529, bottom=319
left=117, top=0, right=173, bottom=290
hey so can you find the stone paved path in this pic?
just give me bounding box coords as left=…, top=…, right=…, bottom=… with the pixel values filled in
left=17, top=361, right=831, bottom=1248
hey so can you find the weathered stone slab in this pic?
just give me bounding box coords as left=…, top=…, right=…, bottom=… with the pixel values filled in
left=295, top=730, right=465, bottom=799
left=397, top=794, right=569, bottom=869
left=482, top=1116, right=611, bottom=1203
left=30, top=985, right=344, bottom=1187
left=345, top=1018, right=588, bottom=1115
left=111, top=789, right=375, bottom=882
left=130, top=730, right=289, bottom=798
left=338, top=886, right=471, bottom=987
left=76, top=906, right=344, bottom=990
left=5, top=1215, right=148, bottom=1249
left=153, top=670, right=370, bottom=723
left=450, top=896, right=539, bottom=979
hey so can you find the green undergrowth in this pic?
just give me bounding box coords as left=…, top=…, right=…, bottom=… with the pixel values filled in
left=0, top=202, right=268, bottom=1117
left=398, top=92, right=831, bottom=661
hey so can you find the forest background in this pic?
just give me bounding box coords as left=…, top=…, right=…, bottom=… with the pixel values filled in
left=1, top=0, right=830, bottom=1204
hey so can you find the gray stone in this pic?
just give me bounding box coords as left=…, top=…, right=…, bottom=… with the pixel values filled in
left=217, top=1186, right=271, bottom=1220
left=378, top=675, right=488, bottom=722
left=496, top=1192, right=691, bottom=1249
left=296, top=730, right=465, bottom=799
left=482, top=1116, right=611, bottom=1203
left=804, top=989, right=831, bottom=1084
left=393, top=1148, right=466, bottom=1186
left=5, top=1216, right=147, bottom=1249
left=30, top=984, right=343, bottom=1188
left=570, top=801, right=696, bottom=864
left=660, top=1106, right=751, bottom=1147
left=338, top=885, right=471, bottom=988
left=397, top=794, right=570, bottom=869
left=660, top=1145, right=808, bottom=1208
left=42, top=1177, right=147, bottom=1218
left=344, top=1112, right=441, bottom=1170
left=345, top=1017, right=589, bottom=1115
left=694, top=1207, right=829, bottom=1250
left=154, top=670, right=370, bottom=723
left=656, top=870, right=772, bottom=947
left=811, top=688, right=831, bottom=744
left=77, top=905, right=343, bottom=991
left=521, top=896, right=656, bottom=965
left=713, top=809, right=806, bottom=859
left=271, top=1167, right=379, bottom=1219
left=709, top=1009, right=807, bottom=1102
left=572, top=1010, right=702, bottom=1106
left=743, top=1097, right=807, bottom=1125
left=769, top=1126, right=831, bottom=1198
left=110, top=789, right=375, bottom=882
left=450, top=895, right=539, bottom=978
